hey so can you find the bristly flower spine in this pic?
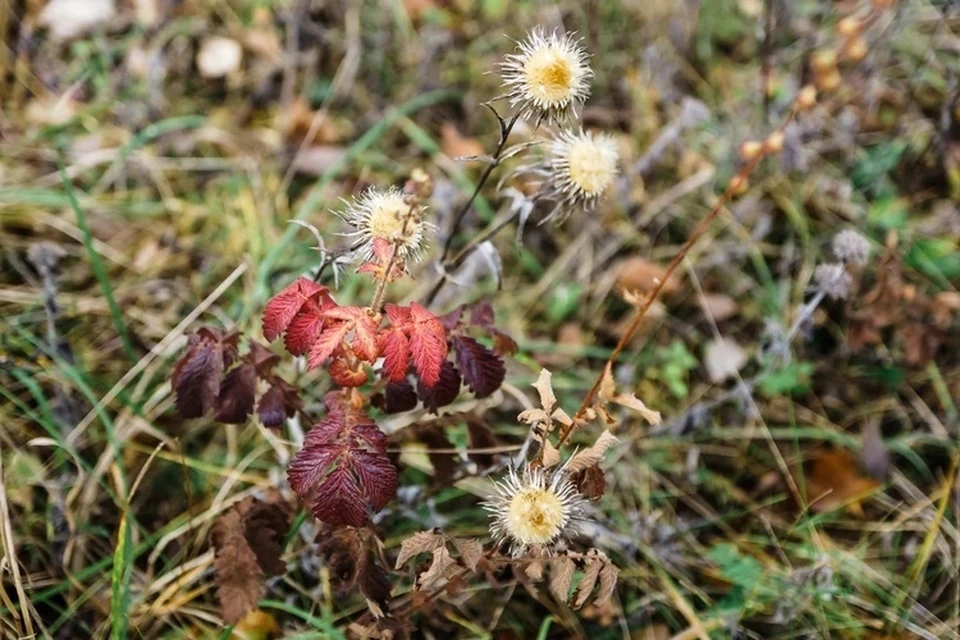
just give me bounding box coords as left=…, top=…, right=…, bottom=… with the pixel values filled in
left=499, top=27, right=593, bottom=123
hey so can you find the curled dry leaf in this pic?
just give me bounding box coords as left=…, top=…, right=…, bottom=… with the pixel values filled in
left=532, top=368, right=557, bottom=413
left=452, top=538, right=483, bottom=572
left=211, top=494, right=292, bottom=624
left=549, top=555, right=576, bottom=600
left=566, top=431, right=619, bottom=474
left=417, top=545, right=457, bottom=591
left=597, top=364, right=661, bottom=425
left=395, top=530, right=444, bottom=569
left=572, top=549, right=617, bottom=610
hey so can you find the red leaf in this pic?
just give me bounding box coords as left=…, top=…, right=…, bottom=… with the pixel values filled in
left=262, top=277, right=328, bottom=342
left=408, top=302, right=448, bottom=387
left=308, top=322, right=350, bottom=369
left=417, top=361, right=461, bottom=413
left=287, top=409, right=398, bottom=528
left=214, top=363, right=257, bottom=424
left=379, top=328, right=410, bottom=383
left=284, top=298, right=326, bottom=356
left=319, top=306, right=380, bottom=364
left=452, top=336, right=504, bottom=398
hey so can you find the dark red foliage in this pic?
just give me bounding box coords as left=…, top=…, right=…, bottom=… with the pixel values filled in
left=214, top=363, right=257, bottom=424
left=417, top=361, right=461, bottom=413
left=172, top=327, right=300, bottom=428
left=452, top=335, right=505, bottom=398
left=171, top=327, right=239, bottom=418
left=384, top=381, right=418, bottom=413
left=288, top=400, right=398, bottom=528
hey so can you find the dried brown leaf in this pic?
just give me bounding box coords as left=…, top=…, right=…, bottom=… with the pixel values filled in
left=417, top=545, right=457, bottom=591
left=573, top=553, right=603, bottom=609
left=452, top=538, right=483, bottom=572
left=549, top=556, right=576, bottom=601
left=612, top=393, right=662, bottom=425
left=395, top=530, right=444, bottom=569
left=524, top=559, right=545, bottom=582
left=567, top=431, right=619, bottom=474
left=531, top=369, right=556, bottom=413
left=594, top=559, right=620, bottom=607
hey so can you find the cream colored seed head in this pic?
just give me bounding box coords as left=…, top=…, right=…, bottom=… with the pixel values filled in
left=505, top=486, right=567, bottom=545
left=797, top=85, right=818, bottom=110
left=501, top=28, right=593, bottom=122
left=484, top=464, right=585, bottom=556
left=739, top=140, right=763, bottom=162
left=565, top=135, right=619, bottom=196
left=340, top=187, right=430, bottom=261
left=764, top=131, right=785, bottom=154
left=837, top=17, right=860, bottom=37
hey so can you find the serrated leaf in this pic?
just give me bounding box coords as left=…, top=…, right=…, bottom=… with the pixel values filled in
left=262, top=277, right=328, bottom=342
left=531, top=368, right=556, bottom=412
left=287, top=408, right=398, bottom=528
left=417, top=545, right=456, bottom=591
left=549, top=556, right=576, bottom=601
left=573, top=554, right=602, bottom=609
left=594, top=561, right=620, bottom=606
left=171, top=327, right=238, bottom=418
left=214, top=363, right=257, bottom=424
left=417, top=361, right=461, bottom=413
left=396, top=530, right=444, bottom=569
left=452, top=336, right=504, bottom=398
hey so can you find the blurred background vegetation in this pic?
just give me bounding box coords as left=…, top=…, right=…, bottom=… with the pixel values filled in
left=1, top=0, right=959, bottom=638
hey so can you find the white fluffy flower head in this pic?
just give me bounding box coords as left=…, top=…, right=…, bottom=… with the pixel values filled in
left=538, top=129, right=619, bottom=222
left=340, top=187, right=430, bottom=261
left=500, top=28, right=593, bottom=123
left=484, top=464, right=585, bottom=556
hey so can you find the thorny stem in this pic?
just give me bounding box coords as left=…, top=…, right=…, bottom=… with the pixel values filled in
left=554, top=112, right=800, bottom=451
left=426, top=110, right=521, bottom=305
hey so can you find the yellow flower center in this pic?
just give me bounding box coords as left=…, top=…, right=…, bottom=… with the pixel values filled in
left=524, top=47, right=579, bottom=105
left=367, top=196, right=421, bottom=249
left=505, top=487, right=566, bottom=545
left=566, top=138, right=617, bottom=196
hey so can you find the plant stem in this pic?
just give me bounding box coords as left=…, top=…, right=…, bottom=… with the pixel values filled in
left=426, top=111, right=520, bottom=305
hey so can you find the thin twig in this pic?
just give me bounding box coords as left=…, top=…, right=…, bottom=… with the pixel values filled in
left=556, top=111, right=799, bottom=449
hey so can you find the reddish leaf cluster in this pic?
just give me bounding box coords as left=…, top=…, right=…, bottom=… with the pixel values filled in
left=211, top=492, right=292, bottom=624
left=262, top=277, right=449, bottom=390
left=383, top=301, right=514, bottom=414
left=288, top=393, right=398, bottom=528
left=171, top=327, right=300, bottom=427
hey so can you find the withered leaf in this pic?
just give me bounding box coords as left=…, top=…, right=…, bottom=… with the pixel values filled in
left=549, top=556, right=576, bottom=601
left=465, top=417, right=497, bottom=468
left=417, top=545, right=457, bottom=591
left=451, top=538, right=483, bottom=572
left=567, top=431, right=619, bottom=474
left=358, top=553, right=392, bottom=618
left=211, top=494, right=291, bottom=624
left=395, top=530, right=444, bottom=569
left=595, top=560, right=620, bottom=607
left=573, top=552, right=603, bottom=609
left=572, top=465, right=607, bottom=501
